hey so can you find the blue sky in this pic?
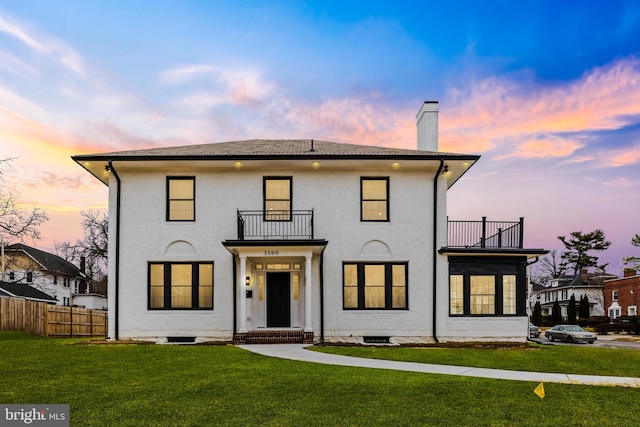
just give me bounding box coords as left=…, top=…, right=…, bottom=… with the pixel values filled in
left=1, top=1, right=639, bottom=274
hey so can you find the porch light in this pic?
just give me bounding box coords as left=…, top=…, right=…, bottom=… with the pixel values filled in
left=245, top=276, right=250, bottom=286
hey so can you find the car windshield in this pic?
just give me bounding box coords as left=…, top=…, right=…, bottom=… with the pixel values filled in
left=565, top=325, right=583, bottom=332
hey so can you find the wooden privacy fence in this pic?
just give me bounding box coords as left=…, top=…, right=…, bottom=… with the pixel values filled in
left=0, top=297, right=107, bottom=338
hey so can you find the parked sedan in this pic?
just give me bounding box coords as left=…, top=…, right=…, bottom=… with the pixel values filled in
left=529, top=322, right=540, bottom=338
left=545, top=325, right=597, bottom=344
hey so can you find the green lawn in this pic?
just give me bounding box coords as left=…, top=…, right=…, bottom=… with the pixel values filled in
left=313, top=342, right=640, bottom=378
left=0, top=331, right=638, bottom=427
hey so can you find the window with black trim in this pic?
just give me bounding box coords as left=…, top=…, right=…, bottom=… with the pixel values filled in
left=148, top=262, right=213, bottom=310
left=361, top=177, right=389, bottom=221
left=343, top=262, right=407, bottom=309
left=449, top=257, right=525, bottom=316
left=264, top=177, right=292, bottom=221
left=167, top=177, right=195, bottom=221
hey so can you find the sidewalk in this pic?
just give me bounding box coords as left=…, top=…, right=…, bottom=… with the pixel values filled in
left=238, top=344, right=640, bottom=388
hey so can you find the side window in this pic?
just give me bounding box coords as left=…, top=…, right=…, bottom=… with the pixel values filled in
left=167, top=177, right=195, bottom=221
left=148, top=262, right=214, bottom=310
left=449, top=265, right=522, bottom=316
left=343, top=262, right=407, bottom=309
left=264, top=177, right=292, bottom=221
left=361, top=177, right=389, bottom=221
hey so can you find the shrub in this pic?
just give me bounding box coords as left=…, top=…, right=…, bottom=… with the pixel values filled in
left=541, top=315, right=555, bottom=327
left=595, top=322, right=640, bottom=335
left=583, top=316, right=610, bottom=327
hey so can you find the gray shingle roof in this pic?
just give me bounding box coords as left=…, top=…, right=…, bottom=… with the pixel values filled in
left=6, top=244, right=84, bottom=278
left=75, top=139, right=476, bottom=159
left=0, top=281, right=58, bottom=303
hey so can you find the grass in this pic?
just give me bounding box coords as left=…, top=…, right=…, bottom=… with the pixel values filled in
left=0, top=331, right=639, bottom=426
left=312, top=342, right=640, bottom=378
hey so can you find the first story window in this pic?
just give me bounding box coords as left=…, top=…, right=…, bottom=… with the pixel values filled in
left=449, top=257, right=525, bottom=316
left=470, top=275, right=495, bottom=315
left=148, top=262, right=213, bottom=310
left=450, top=274, right=518, bottom=315
left=502, top=275, right=516, bottom=315
left=343, top=262, right=407, bottom=309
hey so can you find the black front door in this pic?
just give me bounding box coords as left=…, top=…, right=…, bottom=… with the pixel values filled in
left=267, top=272, right=290, bottom=327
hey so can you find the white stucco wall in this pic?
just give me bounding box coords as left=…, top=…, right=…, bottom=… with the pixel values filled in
left=107, top=161, right=450, bottom=342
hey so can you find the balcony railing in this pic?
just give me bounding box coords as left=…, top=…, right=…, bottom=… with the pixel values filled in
left=237, top=210, right=314, bottom=240
left=447, top=217, right=524, bottom=249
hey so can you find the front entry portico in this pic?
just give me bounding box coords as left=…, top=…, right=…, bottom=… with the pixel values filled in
left=222, top=242, right=327, bottom=343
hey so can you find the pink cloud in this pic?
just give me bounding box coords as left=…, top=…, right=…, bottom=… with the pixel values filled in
left=604, top=146, right=640, bottom=167
left=439, top=57, right=640, bottom=159
left=496, top=136, right=584, bottom=160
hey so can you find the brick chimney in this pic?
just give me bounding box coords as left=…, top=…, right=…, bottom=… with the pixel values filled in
left=416, top=101, right=438, bottom=152
left=624, top=269, right=637, bottom=278
left=580, top=267, right=589, bottom=283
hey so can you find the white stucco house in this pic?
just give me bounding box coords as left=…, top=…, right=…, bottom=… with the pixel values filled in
left=73, top=102, right=547, bottom=344
left=0, top=243, right=103, bottom=307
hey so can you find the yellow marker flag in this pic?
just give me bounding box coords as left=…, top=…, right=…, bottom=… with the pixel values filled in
left=534, top=382, right=545, bottom=399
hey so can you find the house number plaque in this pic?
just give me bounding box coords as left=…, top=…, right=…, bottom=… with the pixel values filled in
left=264, top=250, right=279, bottom=256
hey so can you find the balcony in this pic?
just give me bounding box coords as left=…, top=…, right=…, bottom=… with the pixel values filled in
left=237, top=210, right=314, bottom=240
left=447, top=217, right=524, bottom=249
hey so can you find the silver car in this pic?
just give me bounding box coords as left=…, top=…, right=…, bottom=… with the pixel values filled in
left=529, top=322, right=540, bottom=338
left=545, top=325, right=597, bottom=344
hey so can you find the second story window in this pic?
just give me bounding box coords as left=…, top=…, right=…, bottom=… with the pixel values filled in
left=361, top=177, right=389, bottom=221
left=167, top=177, right=195, bottom=221
left=264, top=177, right=292, bottom=221
left=612, top=290, right=619, bottom=301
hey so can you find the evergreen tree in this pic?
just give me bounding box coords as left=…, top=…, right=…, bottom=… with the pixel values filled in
left=558, top=229, right=612, bottom=275
left=532, top=301, right=542, bottom=326
left=579, top=295, right=591, bottom=319
left=552, top=300, right=563, bottom=324
left=622, top=234, right=640, bottom=274
left=567, top=295, right=577, bottom=324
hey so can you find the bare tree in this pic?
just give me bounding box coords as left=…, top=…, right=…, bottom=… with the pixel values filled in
left=0, top=158, right=49, bottom=241
left=536, top=249, right=566, bottom=283
left=55, top=210, right=108, bottom=281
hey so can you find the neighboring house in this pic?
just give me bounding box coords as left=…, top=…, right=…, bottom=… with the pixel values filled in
left=0, top=281, right=58, bottom=304
left=604, top=270, right=640, bottom=319
left=1, top=243, right=104, bottom=308
left=538, top=267, right=616, bottom=319
left=73, top=101, right=547, bottom=344
left=527, top=280, right=545, bottom=317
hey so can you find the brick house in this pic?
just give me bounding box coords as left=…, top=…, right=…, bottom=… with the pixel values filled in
left=604, top=270, right=640, bottom=319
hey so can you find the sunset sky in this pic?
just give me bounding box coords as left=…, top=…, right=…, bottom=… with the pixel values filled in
left=1, top=1, right=639, bottom=274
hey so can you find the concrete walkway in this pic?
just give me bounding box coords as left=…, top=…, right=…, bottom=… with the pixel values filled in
left=238, top=344, right=640, bottom=388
